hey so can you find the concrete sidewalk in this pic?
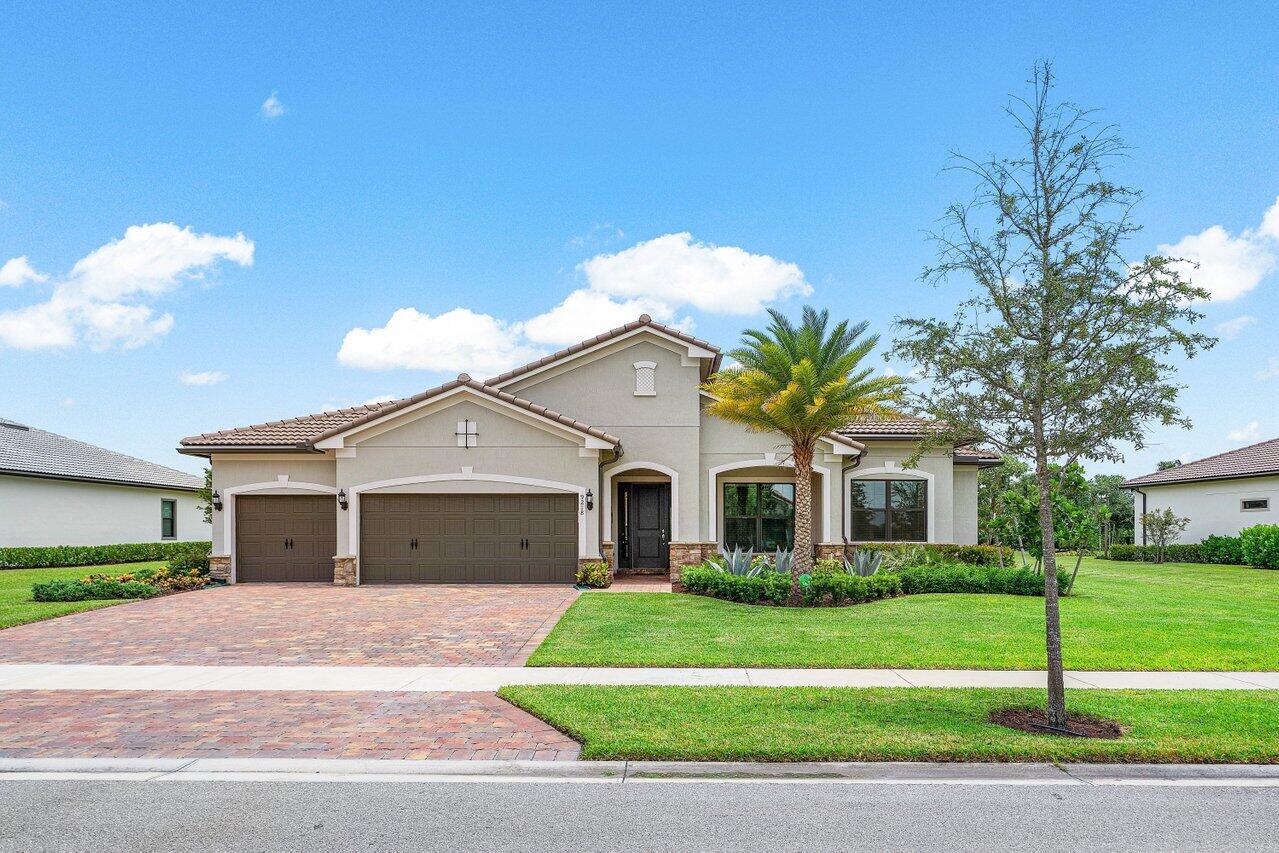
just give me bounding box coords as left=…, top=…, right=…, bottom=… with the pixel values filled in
left=1, top=757, right=1278, bottom=786
left=0, top=663, right=1274, bottom=692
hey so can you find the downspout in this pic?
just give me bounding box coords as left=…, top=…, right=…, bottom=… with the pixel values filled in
left=599, top=443, right=622, bottom=562
left=840, top=452, right=864, bottom=548
left=1133, top=488, right=1147, bottom=547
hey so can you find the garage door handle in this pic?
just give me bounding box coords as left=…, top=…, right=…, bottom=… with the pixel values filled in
left=410, top=538, right=418, bottom=549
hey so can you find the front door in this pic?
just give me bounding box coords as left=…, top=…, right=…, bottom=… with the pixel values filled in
left=618, top=483, right=670, bottom=569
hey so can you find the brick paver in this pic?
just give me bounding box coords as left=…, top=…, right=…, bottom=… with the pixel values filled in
left=0, top=584, right=579, bottom=667
left=0, top=690, right=580, bottom=760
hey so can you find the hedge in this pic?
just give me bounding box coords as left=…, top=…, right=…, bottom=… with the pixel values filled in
left=894, top=563, right=1069, bottom=596
left=802, top=571, right=902, bottom=606
left=31, top=578, right=161, bottom=602
left=1240, top=525, right=1279, bottom=569
left=0, top=541, right=210, bottom=569
left=847, top=542, right=1012, bottom=568
left=680, top=565, right=792, bottom=604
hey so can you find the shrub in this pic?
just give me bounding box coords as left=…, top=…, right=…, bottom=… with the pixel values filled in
left=31, top=578, right=160, bottom=602
left=801, top=571, right=902, bottom=606
left=0, top=541, right=211, bottom=569
left=680, top=564, right=790, bottom=604
left=893, top=562, right=1069, bottom=596
left=576, top=560, right=612, bottom=588
left=847, top=542, right=1011, bottom=567
left=1200, top=535, right=1245, bottom=565
left=1240, top=525, right=1279, bottom=569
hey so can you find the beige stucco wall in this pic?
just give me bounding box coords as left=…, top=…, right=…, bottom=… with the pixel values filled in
left=1133, top=476, right=1279, bottom=543
left=0, top=474, right=208, bottom=547
left=208, top=455, right=338, bottom=555
left=951, top=466, right=980, bottom=545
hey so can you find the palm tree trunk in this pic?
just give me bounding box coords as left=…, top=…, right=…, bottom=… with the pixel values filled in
left=790, top=442, right=815, bottom=604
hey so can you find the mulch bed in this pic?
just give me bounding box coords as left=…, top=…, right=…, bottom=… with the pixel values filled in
left=990, top=707, right=1125, bottom=739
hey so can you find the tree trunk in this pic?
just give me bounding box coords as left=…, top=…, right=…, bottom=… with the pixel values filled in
left=1066, top=550, right=1084, bottom=595
left=790, top=441, right=815, bottom=604
left=1033, top=438, right=1068, bottom=729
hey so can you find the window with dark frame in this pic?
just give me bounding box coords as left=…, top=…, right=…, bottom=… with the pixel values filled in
left=1241, top=498, right=1270, bottom=511
left=849, top=479, right=927, bottom=542
left=722, top=482, right=794, bottom=551
left=161, top=499, right=176, bottom=539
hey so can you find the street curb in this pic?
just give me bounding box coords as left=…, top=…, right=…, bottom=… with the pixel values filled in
left=0, top=758, right=1277, bottom=786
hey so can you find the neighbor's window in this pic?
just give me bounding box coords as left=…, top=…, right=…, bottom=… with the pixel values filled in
left=1241, top=498, right=1270, bottom=511
left=723, top=482, right=794, bottom=551
left=849, top=479, right=926, bottom=542
left=633, top=361, right=657, bottom=396
left=160, top=499, right=177, bottom=539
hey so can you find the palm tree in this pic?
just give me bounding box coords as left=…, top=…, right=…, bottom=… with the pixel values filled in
left=703, top=307, right=908, bottom=602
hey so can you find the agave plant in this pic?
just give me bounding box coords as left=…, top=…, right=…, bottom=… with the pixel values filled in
left=773, top=547, right=794, bottom=576
left=844, top=550, right=883, bottom=577
left=718, top=545, right=760, bottom=577
left=880, top=545, right=931, bottom=572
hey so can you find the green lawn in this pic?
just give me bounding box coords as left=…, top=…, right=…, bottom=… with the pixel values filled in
left=499, top=685, right=1279, bottom=763
left=0, top=563, right=161, bottom=629
left=529, top=557, right=1278, bottom=670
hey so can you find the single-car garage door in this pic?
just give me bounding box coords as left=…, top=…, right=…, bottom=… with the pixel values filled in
left=236, top=495, right=336, bottom=582
left=360, top=493, right=577, bottom=584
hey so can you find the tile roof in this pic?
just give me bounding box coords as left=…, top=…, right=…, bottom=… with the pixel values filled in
left=1123, top=437, right=1279, bottom=487
left=953, top=446, right=1002, bottom=465
left=838, top=416, right=944, bottom=438
left=0, top=417, right=201, bottom=491
left=485, top=314, right=720, bottom=385
left=181, top=375, right=620, bottom=451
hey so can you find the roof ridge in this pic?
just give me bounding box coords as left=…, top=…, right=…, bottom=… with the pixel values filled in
left=1173, top=435, right=1279, bottom=469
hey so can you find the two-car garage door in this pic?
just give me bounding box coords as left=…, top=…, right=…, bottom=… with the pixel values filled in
left=359, top=493, right=578, bottom=584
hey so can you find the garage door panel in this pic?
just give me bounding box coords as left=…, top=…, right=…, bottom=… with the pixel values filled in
left=237, top=495, right=335, bottom=582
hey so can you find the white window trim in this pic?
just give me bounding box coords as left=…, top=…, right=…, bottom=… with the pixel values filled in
left=456, top=419, right=479, bottom=448
left=633, top=361, right=657, bottom=396
left=706, top=455, right=831, bottom=543
left=844, top=466, right=935, bottom=543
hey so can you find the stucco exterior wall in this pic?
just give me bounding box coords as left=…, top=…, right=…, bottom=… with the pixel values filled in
left=209, top=456, right=337, bottom=554
left=0, top=474, right=208, bottom=547
left=1132, top=476, right=1279, bottom=543
left=951, top=466, right=980, bottom=545
left=846, top=441, right=958, bottom=543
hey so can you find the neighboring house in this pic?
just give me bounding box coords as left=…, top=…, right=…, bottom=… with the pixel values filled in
left=0, top=417, right=208, bottom=548
left=1124, top=438, right=1279, bottom=544
left=180, top=315, right=998, bottom=585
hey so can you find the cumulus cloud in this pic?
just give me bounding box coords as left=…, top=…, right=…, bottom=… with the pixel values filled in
left=1228, top=420, right=1262, bottom=443
left=0, top=256, right=48, bottom=287
left=180, top=370, right=228, bottom=386
left=260, top=91, right=286, bottom=118
left=338, top=233, right=806, bottom=374
left=1214, top=315, right=1256, bottom=341
left=0, top=223, right=253, bottom=351
left=1160, top=197, right=1279, bottom=301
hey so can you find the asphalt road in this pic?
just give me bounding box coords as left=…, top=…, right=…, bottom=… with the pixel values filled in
left=0, top=780, right=1276, bottom=852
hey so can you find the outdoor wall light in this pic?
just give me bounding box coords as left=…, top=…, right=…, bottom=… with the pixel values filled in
left=585, top=489, right=594, bottom=510
left=211, top=490, right=222, bottom=512
left=337, top=489, right=349, bottom=510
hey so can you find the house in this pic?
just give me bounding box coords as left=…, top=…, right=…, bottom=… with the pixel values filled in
left=180, top=315, right=998, bottom=585
left=0, top=417, right=208, bottom=548
left=1123, top=438, right=1279, bottom=544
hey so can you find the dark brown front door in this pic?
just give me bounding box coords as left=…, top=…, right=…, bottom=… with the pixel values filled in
left=618, top=482, right=670, bottom=569
left=236, top=495, right=336, bottom=582
left=360, top=493, right=577, bottom=583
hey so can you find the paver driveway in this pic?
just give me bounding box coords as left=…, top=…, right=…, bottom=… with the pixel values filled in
left=0, top=584, right=579, bottom=667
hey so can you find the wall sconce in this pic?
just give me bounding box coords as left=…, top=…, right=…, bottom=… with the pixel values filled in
left=211, top=491, right=222, bottom=512
left=337, top=489, right=349, bottom=510
left=585, top=489, right=594, bottom=510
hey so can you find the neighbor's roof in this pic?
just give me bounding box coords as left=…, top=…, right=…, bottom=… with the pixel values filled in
left=485, top=313, right=721, bottom=385
left=0, top=417, right=202, bottom=491
left=181, top=375, right=621, bottom=451
left=1123, top=437, right=1279, bottom=488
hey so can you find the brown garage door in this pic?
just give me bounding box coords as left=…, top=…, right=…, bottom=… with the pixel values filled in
left=360, top=493, right=577, bottom=584
left=236, top=495, right=336, bottom=582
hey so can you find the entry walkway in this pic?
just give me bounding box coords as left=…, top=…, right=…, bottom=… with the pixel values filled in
left=0, top=664, right=1273, bottom=692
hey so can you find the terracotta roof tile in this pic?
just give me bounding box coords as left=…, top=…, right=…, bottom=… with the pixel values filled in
left=1123, top=437, right=1279, bottom=487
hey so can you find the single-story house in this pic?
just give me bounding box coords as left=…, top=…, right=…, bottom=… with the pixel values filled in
left=180, top=315, right=998, bottom=585
left=0, top=417, right=208, bottom=547
left=1123, top=438, right=1278, bottom=544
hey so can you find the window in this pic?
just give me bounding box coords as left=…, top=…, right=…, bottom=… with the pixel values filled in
left=1242, top=498, right=1270, bottom=511
left=722, top=482, right=794, bottom=551
left=160, top=499, right=176, bottom=539
left=849, top=479, right=926, bottom=542
left=455, top=419, right=478, bottom=448
left=633, top=361, right=657, bottom=396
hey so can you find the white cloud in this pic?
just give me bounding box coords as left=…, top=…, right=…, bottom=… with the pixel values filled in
left=1214, top=315, right=1257, bottom=341
left=578, top=232, right=810, bottom=315
left=338, top=307, right=545, bottom=375
left=338, top=233, right=806, bottom=372
left=260, top=91, right=286, bottom=119
left=0, top=223, right=253, bottom=351
left=0, top=256, right=48, bottom=287
left=180, top=370, right=228, bottom=386
left=362, top=394, right=396, bottom=406
left=1257, top=358, right=1279, bottom=381
left=1160, top=197, right=1279, bottom=301
left=1228, top=420, right=1262, bottom=443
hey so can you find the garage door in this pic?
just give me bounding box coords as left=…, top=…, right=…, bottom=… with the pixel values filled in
left=236, top=495, right=336, bottom=582
left=360, top=493, right=577, bottom=584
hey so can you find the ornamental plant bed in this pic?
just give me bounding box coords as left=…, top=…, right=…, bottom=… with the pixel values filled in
left=31, top=553, right=213, bottom=603
left=989, top=707, right=1125, bottom=740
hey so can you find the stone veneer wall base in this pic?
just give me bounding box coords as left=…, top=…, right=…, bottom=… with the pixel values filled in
left=333, top=555, right=357, bottom=586
left=209, top=555, right=231, bottom=583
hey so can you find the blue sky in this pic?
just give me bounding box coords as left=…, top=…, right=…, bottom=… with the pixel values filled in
left=1, top=2, right=1277, bottom=477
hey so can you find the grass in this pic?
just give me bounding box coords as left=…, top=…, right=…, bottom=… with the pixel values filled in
left=529, top=557, right=1278, bottom=670
left=0, top=563, right=162, bottom=629
left=499, top=685, right=1279, bottom=763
